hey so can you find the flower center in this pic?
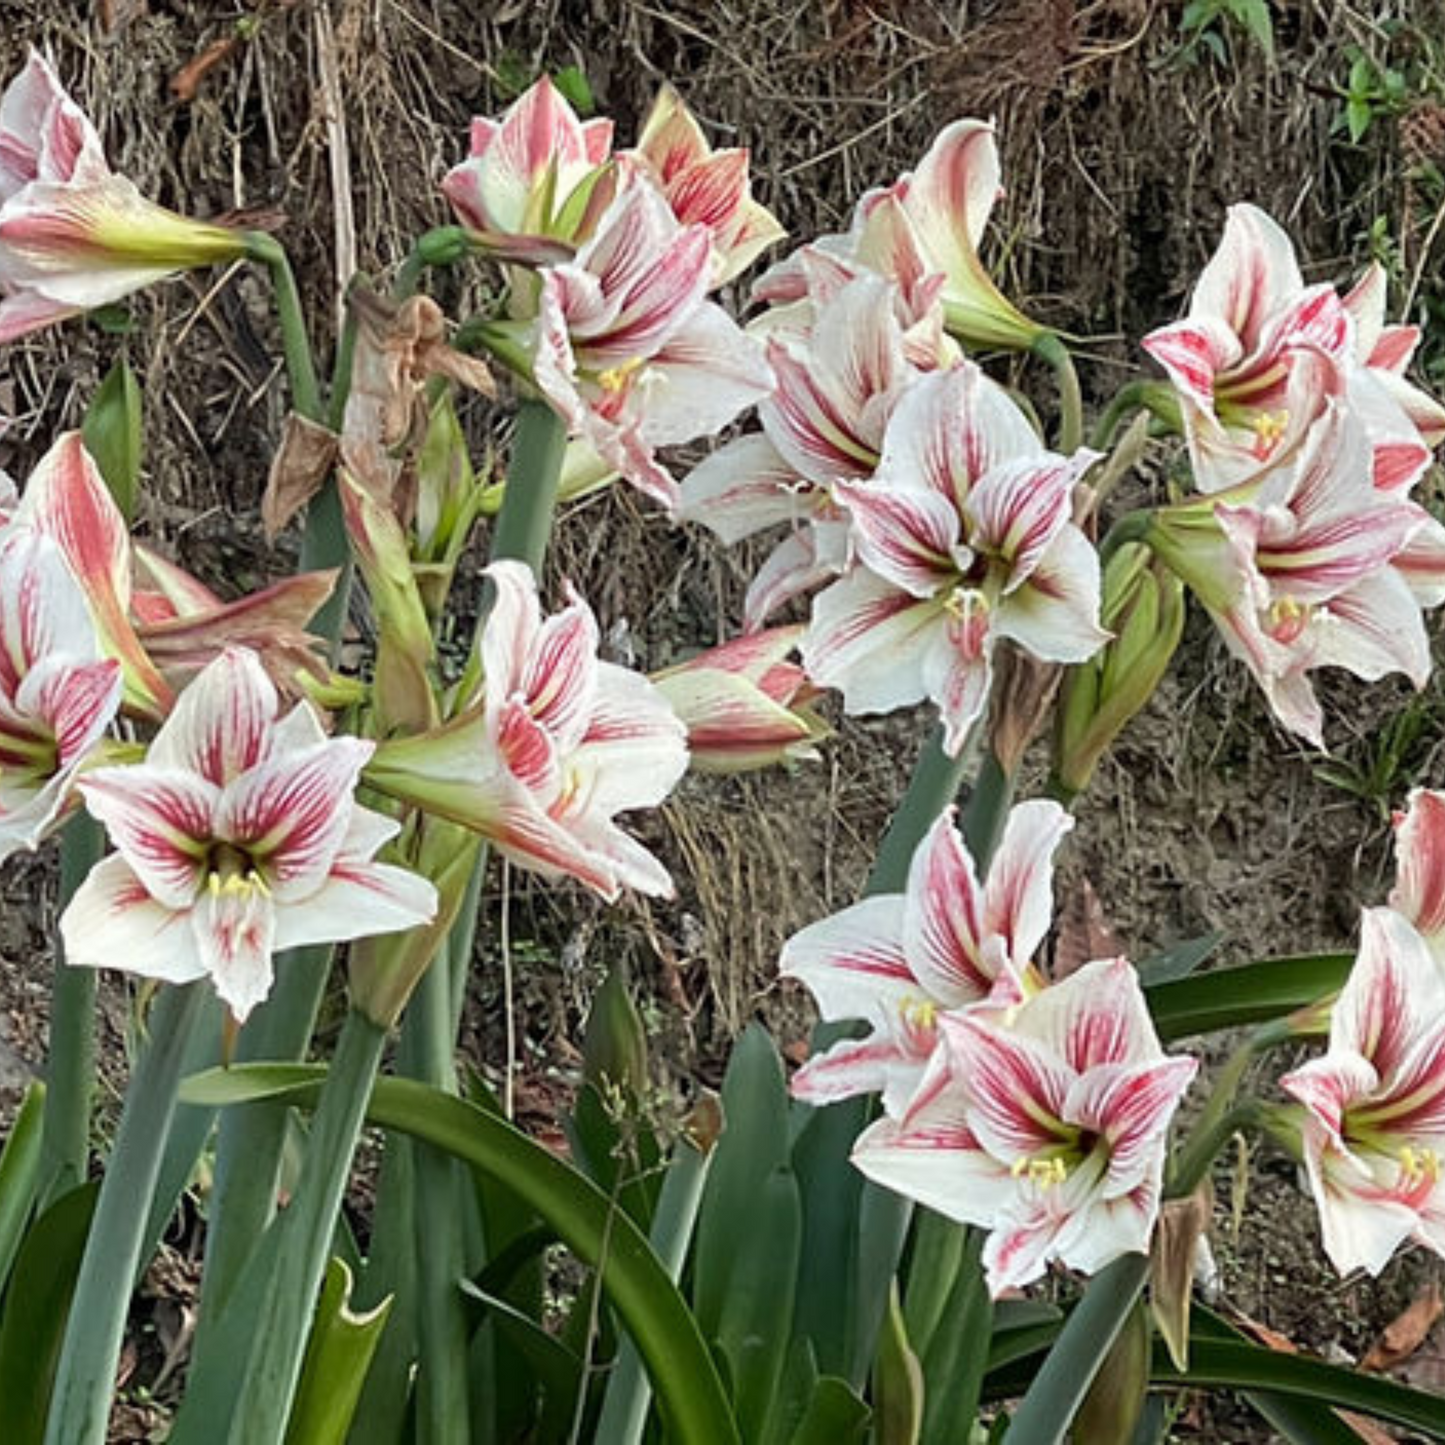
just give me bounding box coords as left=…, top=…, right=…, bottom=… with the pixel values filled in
left=1398, top=1144, right=1443, bottom=1190
left=1264, top=596, right=1311, bottom=645
left=1009, top=1128, right=1098, bottom=1188
left=204, top=841, right=271, bottom=899
left=1252, top=409, right=1289, bottom=458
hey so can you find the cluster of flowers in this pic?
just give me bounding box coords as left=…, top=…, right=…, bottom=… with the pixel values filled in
left=7, top=42, right=1445, bottom=1303
left=783, top=788, right=1445, bottom=1293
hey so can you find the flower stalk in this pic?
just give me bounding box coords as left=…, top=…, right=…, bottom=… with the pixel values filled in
left=43, top=983, right=206, bottom=1445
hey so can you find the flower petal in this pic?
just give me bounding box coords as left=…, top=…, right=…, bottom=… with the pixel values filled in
left=60, top=853, right=205, bottom=984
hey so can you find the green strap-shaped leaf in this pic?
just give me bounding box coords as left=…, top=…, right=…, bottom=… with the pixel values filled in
left=786, top=1377, right=871, bottom=1445
left=0, top=1082, right=46, bottom=1296
left=1155, top=1337, right=1445, bottom=1439
left=81, top=357, right=142, bottom=521
left=284, top=1258, right=391, bottom=1445
left=182, top=1065, right=739, bottom=1445
left=872, top=1285, right=923, bottom=1445
left=1146, top=953, right=1352, bottom=1041
left=999, top=1253, right=1149, bottom=1445
left=0, top=1181, right=99, bottom=1445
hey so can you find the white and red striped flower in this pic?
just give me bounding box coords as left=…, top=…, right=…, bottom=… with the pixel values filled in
left=441, top=75, right=613, bottom=244
left=1143, top=203, right=1442, bottom=495
left=650, top=625, right=827, bottom=773
left=1389, top=788, right=1445, bottom=964
left=803, top=362, right=1106, bottom=754
left=365, top=561, right=688, bottom=900
left=1150, top=368, right=1445, bottom=747
left=754, top=119, right=1045, bottom=352
left=531, top=174, right=773, bottom=509
left=782, top=799, right=1073, bottom=1117
left=60, top=648, right=437, bottom=1023
left=853, top=957, right=1196, bottom=1295
left=0, top=50, right=246, bottom=342
left=679, top=272, right=930, bottom=628
left=0, top=525, right=121, bottom=858
left=1281, top=907, right=1445, bottom=1276
left=12, top=432, right=337, bottom=715
left=628, top=85, right=784, bottom=286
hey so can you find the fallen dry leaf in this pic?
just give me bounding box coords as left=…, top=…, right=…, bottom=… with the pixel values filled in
left=169, top=36, right=241, bottom=102
left=1053, top=875, right=1125, bottom=980
left=1361, top=1283, right=1443, bottom=1373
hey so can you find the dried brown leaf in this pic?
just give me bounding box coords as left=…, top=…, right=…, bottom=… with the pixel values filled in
left=170, top=36, right=241, bottom=103
left=1361, top=1284, right=1443, bottom=1373
left=1053, top=875, right=1124, bottom=980
left=262, top=413, right=339, bottom=541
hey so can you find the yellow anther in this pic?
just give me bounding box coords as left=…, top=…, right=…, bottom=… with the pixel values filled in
left=1399, top=1145, right=1442, bottom=1186
left=1252, top=409, right=1289, bottom=457
left=598, top=357, right=644, bottom=394
left=901, top=997, right=938, bottom=1032
left=1010, top=1153, right=1070, bottom=1187
left=1265, top=596, right=1310, bottom=646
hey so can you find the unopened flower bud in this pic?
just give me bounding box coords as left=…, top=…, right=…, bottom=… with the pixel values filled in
left=1054, top=542, right=1185, bottom=797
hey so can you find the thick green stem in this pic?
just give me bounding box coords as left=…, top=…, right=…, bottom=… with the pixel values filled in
left=245, top=233, right=322, bottom=423
left=1032, top=333, right=1084, bottom=455
left=39, top=815, right=104, bottom=1206
left=221, top=1008, right=389, bottom=1445
left=490, top=399, right=568, bottom=571
left=1089, top=381, right=1149, bottom=452
left=380, top=382, right=567, bottom=1441
left=198, top=944, right=334, bottom=1319
left=402, top=949, right=470, bottom=1445
left=1167, top=1098, right=1266, bottom=1201
left=867, top=729, right=977, bottom=894
left=43, top=984, right=205, bottom=1445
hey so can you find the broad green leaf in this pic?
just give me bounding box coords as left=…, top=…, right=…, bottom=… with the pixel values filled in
left=183, top=1065, right=740, bottom=1445
left=594, top=1140, right=710, bottom=1445
left=1348, top=97, right=1373, bottom=144
left=790, top=1097, right=868, bottom=1378
left=1189, top=1308, right=1375, bottom=1444
left=81, top=358, right=142, bottom=521
left=1156, top=1337, right=1445, bottom=1437
left=872, top=1285, right=922, bottom=1444
left=0, top=1082, right=46, bottom=1297
left=902, top=1207, right=967, bottom=1357
left=0, top=1181, right=99, bottom=1445
left=1145, top=953, right=1352, bottom=1041
left=460, top=1279, right=586, bottom=1433
left=1229, top=0, right=1273, bottom=58
left=284, top=1258, right=391, bottom=1445
left=787, top=1377, right=871, bottom=1444
left=717, top=1164, right=802, bottom=1441
left=1073, top=1301, right=1150, bottom=1444
left=1135, top=933, right=1223, bottom=987
left=918, top=1227, right=991, bottom=1441
left=695, top=1025, right=791, bottom=1338
left=1003, top=1254, right=1149, bottom=1444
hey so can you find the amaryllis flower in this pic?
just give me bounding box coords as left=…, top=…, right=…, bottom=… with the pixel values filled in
left=60, top=648, right=436, bottom=1022
left=1150, top=371, right=1445, bottom=747
left=754, top=119, right=1045, bottom=352
left=441, top=75, right=613, bottom=246
left=804, top=362, right=1106, bottom=754
left=853, top=957, right=1197, bottom=1295
left=13, top=432, right=336, bottom=715
left=678, top=272, right=930, bottom=627
left=1388, top=788, right=1445, bottom=964
left=531, top=174, right=773, bottom=509
left=627, top=85, right=784, bottom=286
left=0, top=50, right=247, bottom=342
left=1281, top=907, right=1445, bottom=1276
left=365, top=561, right=688, bottom=900
left=0, top=525, right=121, bottom=859
left=782, top=799, right=1072, bottom=1117
left=650, top=625, right=828, bottom=773
left=1143, top=203, right=1441, bottom=495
